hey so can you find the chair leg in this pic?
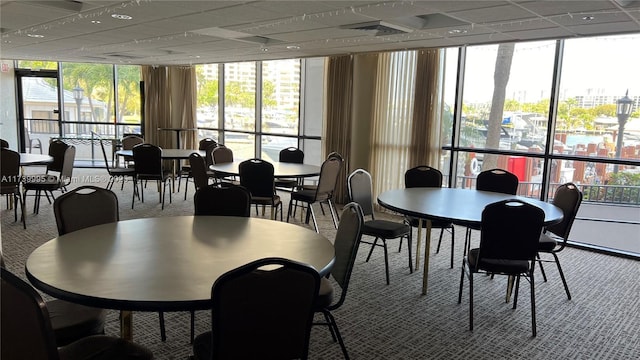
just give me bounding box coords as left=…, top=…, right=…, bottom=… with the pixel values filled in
left=382, top=239, right=390, bottom=285
left=449, top=226, right=455, bottom=269
left=324, top=310, right=350, bottom=360
left=308, top=204, right=319, bottom=233
left=190, top=310, right=195, bottom=344
left=328, top=199, right=339, bottom=229
left=469, top=270, right=474, bottom=331
left=365, top=238, right=379, bottom=262
left=552, top=253, right=571, bottom=300
left=530, top=272, right=537, bottom=337
left=457, top=260, right=466, bottom=304
left=537, top=253, right=548, bottom=282
left=513, top=275, right=521, bottom=309
left=406, top=234, right=413, bottom=274
left=286, top=200, right=293, bottom=223
left=322, top=311, right=338, bottom=342
left=158, top=311, right=166, bottom=342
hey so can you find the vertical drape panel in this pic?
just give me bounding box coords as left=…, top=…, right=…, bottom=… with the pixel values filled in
left=370, top=51, right=417, bottom=204
left=169, top=66, right=198, bottom=150
left=324, top=55, right=353, bottom=204
left=410, top=49, right=444, bottom=169
left=141, top=66, right=171, bottom=148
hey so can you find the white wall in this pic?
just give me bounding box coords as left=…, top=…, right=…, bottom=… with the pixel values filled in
left=0, top=60, right=18, bottom=148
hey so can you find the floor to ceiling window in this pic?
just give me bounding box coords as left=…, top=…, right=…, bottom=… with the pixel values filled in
left=15, top=60, right=141, bottom=166
left=195, top=58, right=322, bottom=165
left=442, top=34, right=640, bottom=256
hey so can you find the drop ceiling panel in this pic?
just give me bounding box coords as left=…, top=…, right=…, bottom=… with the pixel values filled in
left=1, top=1, right=638, bottom=65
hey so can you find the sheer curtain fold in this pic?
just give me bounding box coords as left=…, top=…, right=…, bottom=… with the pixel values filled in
left=324, top=55, right=353, bottom=204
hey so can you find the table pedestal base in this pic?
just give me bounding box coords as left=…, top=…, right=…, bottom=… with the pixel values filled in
left=120, top=310, right=133, bottom=341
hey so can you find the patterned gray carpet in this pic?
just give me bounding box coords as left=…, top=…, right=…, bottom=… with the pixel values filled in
left=2, top=168, right=639, bottom=359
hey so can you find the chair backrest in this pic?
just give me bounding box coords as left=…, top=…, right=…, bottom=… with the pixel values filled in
left=212, top=145, right=233, bottom=164
left=59, top=146, right=76, bottom=187
left=132, top=143, right=163, bottom=177
left=1, top=148, right=21, bottom=190
left=327, top=151, right=344, bottom=162
left=210, top=258, right=320, bottom=360
left=279, top=147, right=304, bottom=164
left=189, top=152, right=209, bottom=190
left=194, top=185, right=251, bottom=217
left=121, top=135, right=144, bottom=150
left=330, top=202, right=364, bottom=308
left=204, top=143, right=218, bottom=167
left=314, top=154, right=343, bottom=201
left=1, top=267, right=61, bottom=360
left=53, top=186, right=119, bottom=235
left=347, top=168, right=375, bottom=218
left=239, top=159, right=275, bottom=198
left=198, top=138, right=218, bottom=151
left=0, top=138, right=9, bottom=148
left=476, top=168, right=519, bottom=195
left=47, top=140, right=70, bottom=173
left=404, top=165, right=443, bottom=188
left=547, top=183, right=583, bottom=240
left=477, top=200, right=545, bottom=271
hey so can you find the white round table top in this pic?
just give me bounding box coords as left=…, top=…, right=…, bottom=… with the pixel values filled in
left=19, top=153, right=53, bottom=165
left=115, top=149, right=205, bottom=159
left=378, top=187, right=564, bottom=227
left=26, top=216, right=335, bottom=311
left=210, top=160, right=321, bottom=178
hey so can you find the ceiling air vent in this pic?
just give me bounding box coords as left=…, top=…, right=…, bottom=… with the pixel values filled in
left=341, top=21, right=413, bottom=36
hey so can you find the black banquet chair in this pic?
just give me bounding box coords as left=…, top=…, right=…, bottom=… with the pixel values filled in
left=1, top=148, right=26, bottom=229
left=458, top=199, right=545, bottom=337
left=100, top=139, right=136, bottom=193
left=239, top=158, right=282, bottom=220
left=275, top=147, right=304, bottom=192
left=347, top=168, right=412, bottom=285
left=537, top=182, right=583, bottom=300
left=404, top=165, right=456, bottom=268
left=131, top=143, right=172, bottom=210
left=1, top=267, right=154, bottom=360
left=314, top=202, right=364, bottom=359
left=22, top=144, right=76, bottom=214
left=194, top=185, right=252, bottom=217
left=287, top=153, right=342, bottom=232
left=192, top=258, right=320, bottom=360
left=464, top=168, right=520, bottom=252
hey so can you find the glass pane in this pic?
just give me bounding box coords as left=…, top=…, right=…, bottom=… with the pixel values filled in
left=196, top=64, right=219, bottom=130
left=261, top=136, right=298, bottom=162
left=262, top=59, right=300, bottom=136
left=558, top=34, right=640, bottom=180
left=116, top=65, right=141, bottom=138
left=441, top=48, right=458, bottom=148
left=453, top=151, right=547, bottom=197
left=21, top=76, right=59, bottom=155
left=224, top=132, right=254, bottom=160
left=461, top=41, right=556, bottom=165
left=224, top=62, right=256, bottom=132
left=60, top=62, right=115, bottom=163
left=16, top=60, right=57, bottom=70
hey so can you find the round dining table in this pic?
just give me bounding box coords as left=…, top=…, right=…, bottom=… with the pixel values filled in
left=377, top=187, right=564, bottom=295
left=26, top=216, right=335, bottom=340
left=210, top=160, right=321, bottom=178
left=19, top=153, right=53, bottom=166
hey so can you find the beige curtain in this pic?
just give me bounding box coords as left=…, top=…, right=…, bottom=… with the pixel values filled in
left=142, top=66, right=171, bottom=147
left=323, top=55, right=353, bottom=204
left=369, top=51, right=417, bottom=201
left=409, top=49, right=444, bottom=168
left=169, top=66, right=198, bottom=150
left=141, top=65, right=197, bottom=149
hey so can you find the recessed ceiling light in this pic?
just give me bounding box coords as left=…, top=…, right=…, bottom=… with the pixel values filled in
left=111, top=14, right=132, bottom=20
left=286, top=45, right=300, bottom=50
left=27, top=34, right=44, bottom=38
left=582, top=16, right=595, bottom=21
left=448, top=29, right=468, bottom=35
left=261, top=48, right=269, bottom=52
left=91, top=20, right=102, bottom=24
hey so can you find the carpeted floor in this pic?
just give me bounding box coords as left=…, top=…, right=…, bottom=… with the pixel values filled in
left=2, top=168, right=639, bottom=359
